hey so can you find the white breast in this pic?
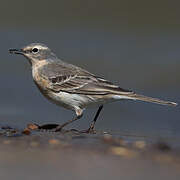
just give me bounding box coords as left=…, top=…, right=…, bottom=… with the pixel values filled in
left=47, top=91, right=96, bottom=111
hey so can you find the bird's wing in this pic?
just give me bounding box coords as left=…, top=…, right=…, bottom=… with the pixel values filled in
left=48, top=75, right=134, bottom=95
left=40, top=63, right=134, bottom=95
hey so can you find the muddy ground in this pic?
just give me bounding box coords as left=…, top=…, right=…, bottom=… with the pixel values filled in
left=0, top=125, right=180, bottom=180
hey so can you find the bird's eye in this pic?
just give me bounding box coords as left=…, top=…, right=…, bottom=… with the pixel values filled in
left=32, top=48, right=39, bottom=54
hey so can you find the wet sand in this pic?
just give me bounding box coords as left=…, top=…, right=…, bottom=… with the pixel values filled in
left=0, top=126, right=180, bottom=180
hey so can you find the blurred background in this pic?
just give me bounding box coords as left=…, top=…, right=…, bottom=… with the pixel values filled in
left=0, top=0, right=179, bottom=137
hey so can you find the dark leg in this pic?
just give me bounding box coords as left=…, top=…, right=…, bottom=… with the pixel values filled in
left=55, top=114, right=83, bottom=132
left=82, top=105, right=104, bottom=133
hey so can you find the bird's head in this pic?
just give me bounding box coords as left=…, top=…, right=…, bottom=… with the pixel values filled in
left=9, top=43, right=57, bottom=65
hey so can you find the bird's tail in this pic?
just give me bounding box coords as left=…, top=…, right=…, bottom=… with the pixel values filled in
left=126, top=93, right=177, bottom=106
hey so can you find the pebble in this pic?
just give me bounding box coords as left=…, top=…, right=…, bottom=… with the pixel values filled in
left=110, top=146, right=138, bottom=158
left=22, top=128, right=31, bottom=135
left=27, top=124, right=39, bottom=130
left=102, top=134, right=127, bottom=146
left=30, top=141, right=39, bottom=147
left=49, top=139, right=61, bottom=145
left=134, top=141, right=146, bottom=149
left=3, top=140, right=11, bottom=145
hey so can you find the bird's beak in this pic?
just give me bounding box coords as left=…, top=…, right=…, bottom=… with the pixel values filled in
left=9, top=48, right=24, bottom=55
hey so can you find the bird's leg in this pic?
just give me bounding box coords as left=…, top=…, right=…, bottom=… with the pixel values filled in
left=89, top=105, right=103, bottom=131
left=55, top=109, right=83, bottom=132
left=82, top=105, right=104, bottom=134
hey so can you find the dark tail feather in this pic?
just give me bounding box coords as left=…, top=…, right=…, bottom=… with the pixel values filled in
left=127, top=94, right=177, bottom=106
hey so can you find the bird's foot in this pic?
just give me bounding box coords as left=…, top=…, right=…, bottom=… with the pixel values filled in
left=80, top=123, right=96, bottom=134
left=80, top=127, right=96, bottom=134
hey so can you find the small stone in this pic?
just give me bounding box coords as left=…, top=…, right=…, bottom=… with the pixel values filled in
left=154, top=154, right=173, bottom=163
left=27, top=124, right=39, bottom=130
left=22, top=128, right=31, bottom=135
left=110, top=147, right=138, bottom=158
left=30, top=141, right=39, bottom=147
left=134, top=141, right=146, bottom=149
left=49, top=139, right=61, bottom=145
left=102, top=134, right=126, bottom=146
left=3, top=140, right=11, bottom=145
left=6, top=130, right=20, bottom=137
left=155, top=142, right=171, bottom=152
left=102, top=134, right=113, bottom=142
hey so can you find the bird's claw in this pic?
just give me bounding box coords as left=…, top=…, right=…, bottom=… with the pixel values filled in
left=80, top=127, right=96, bottom=134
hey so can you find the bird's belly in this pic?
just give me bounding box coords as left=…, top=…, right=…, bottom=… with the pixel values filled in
left=45, top=91, right=97, bottom=110
left=46, top=91, right=119, bottom=110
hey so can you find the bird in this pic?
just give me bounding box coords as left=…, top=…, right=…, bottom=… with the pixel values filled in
left=9, top=43, right=177, bottom=133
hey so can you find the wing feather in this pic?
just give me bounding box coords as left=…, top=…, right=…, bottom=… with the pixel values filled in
left=48, top=75, right=133, bottom=95
left=40, top=63, right=133, bottom=95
